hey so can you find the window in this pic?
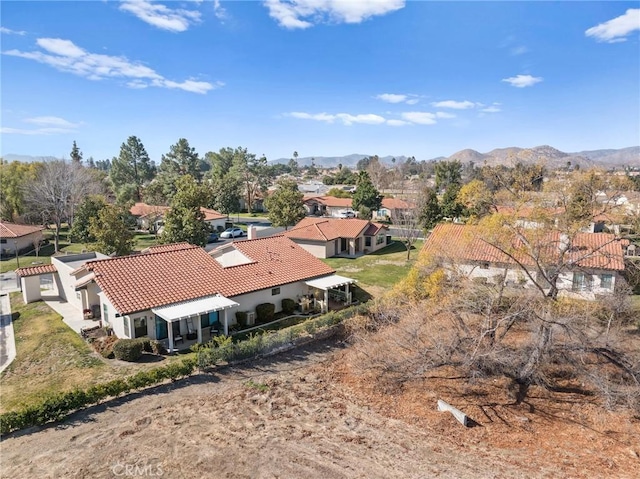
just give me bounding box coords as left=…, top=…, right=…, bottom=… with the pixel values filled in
left=76, top=292, right=82, bottom=301
left=272, top=287, right=281, bottom=296
left=123, top=317, right=131, bottom=338
left=365, top=237, right=371, bottom=247
left=102, top=303, right=109, bottom=323
left=200, top=311, right=219, bottom=329
left=0, top=239, right=6, bottom=244
left=376, top=234, right=385, bottom=245
left=600, top=274, right=613, bottom=290
left=134, top=316, right=147, bottom=337
left=155, top=315, right=168, bottom=340
left=480, top=262, right=490, bottom=270
left=572, top=273, right=593, bottom=292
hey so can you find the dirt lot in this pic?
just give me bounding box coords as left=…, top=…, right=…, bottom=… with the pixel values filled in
left=2, top=339, right=639, bottom=479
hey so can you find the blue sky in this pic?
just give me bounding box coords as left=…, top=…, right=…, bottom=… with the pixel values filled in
left=1, top=1, right=639, bottom=163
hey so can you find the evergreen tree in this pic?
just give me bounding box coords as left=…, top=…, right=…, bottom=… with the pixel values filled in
left=161, top=175, right=209, bottom=246
left=70, top=195, right=107, bottom=243
left=90, top=204, right=134, bottom=256
left=264, top=179, right=306, bottom=229
left=352, top=170, right=382, bottom=218
left=70, top=141, right=83, bottom=164
left=418, top=187, right=441, bottom=229
left=435, top=160, right=462, bottom=191
left=110, top=136, right=155, bottom=203
left=208, top=176, right=241, bottom=216
left=159, top=138, right=201, bottom=180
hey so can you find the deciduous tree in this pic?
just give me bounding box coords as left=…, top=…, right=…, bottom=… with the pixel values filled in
left=161, top=175, right=209, bottom=246
left=69, top=195, right=107, bottom=243
left=90, top=204, right=134, bottom=256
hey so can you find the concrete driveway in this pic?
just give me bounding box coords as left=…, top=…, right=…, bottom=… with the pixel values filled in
left=0, top=293, right=16, bottom=373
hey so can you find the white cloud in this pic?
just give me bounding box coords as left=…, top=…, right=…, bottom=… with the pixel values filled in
left=376, top=93, right=407, bottom=103
left=24, top=116, right=81, bottom=128
left=3, top=38, right=221, bottom=94
left=213, top=0, right=227, bottom=20
left=510, top=45, right=528, bottom=56
left=386, top=119, right=411, bottom=127
left=435, top=111, right=456, bottom=119
left=481, top=105, right=501, bottom=113
left=2, top=115, right=81, bottom=135
left=120, top=0, right=201, bottom=32
left=289, top=111, right=386, bottom=125
left=265, top=0, right=405, bottom=29
left=401, top=111, right=437, bottom=125
left=405, top=98, right=419, bottom=105
left=431, top=100, right=476, bottom=109
left=0, top=27, right=27, bottom=35
left=501, top=74, right=543, bottom=88
left=585, top=8, right=640, bottom=43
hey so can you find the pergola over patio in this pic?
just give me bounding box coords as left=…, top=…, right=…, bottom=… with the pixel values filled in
left=305, top=274, right=356, bottom=312
left=152, top=294, right=238, bottom=351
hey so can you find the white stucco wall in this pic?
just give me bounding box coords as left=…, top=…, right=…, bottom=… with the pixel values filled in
left=21, top=275, right=42, bottom=303
left=292, top=240, right=329, bottom=259
left=0, top=231, right=43, bottom=255
left=230, top=281, right=311, bottom=324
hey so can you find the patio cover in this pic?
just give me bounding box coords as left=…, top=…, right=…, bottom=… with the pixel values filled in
left=305, top=274, right=356, bottom=291
left=152, top=294, right=238, bottom=322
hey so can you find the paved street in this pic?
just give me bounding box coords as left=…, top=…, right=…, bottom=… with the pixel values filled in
left=0, top=293, right=16, bottom=374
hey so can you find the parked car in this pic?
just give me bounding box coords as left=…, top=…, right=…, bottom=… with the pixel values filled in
left=334, top=210, right=356, bottom=219
left=207, top=232, right=219, bottom=243
left=220, top=227, right=244, bottom=238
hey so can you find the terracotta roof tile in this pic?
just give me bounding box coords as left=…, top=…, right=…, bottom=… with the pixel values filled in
left=142, top=242, right=194, bottom=254
left=129, top=203, right=169, bottom=217
left=423, top=223, right=626, bottom=271
left=83, top=237, right=335, bottom=315
left=303, top=196, right=353, bottom=208
left=284, top=217, right=373, bottom=241
left=200, top=208, right=226, bottom=221
left=381, top=198, right=410, bottom=209
left=16, top=263, right=57, bottom=277
left=0, top=222, right=44, bottom=238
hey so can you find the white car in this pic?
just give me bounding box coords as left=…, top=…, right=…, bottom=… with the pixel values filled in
left=220, top=227, right=244, bottom=238
left=335, top=210, right=356, bottom=218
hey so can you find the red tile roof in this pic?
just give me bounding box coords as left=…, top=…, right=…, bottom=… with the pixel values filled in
left=16, top=263, right=57, bottom=277
left=422, top=223, right=626, bottom=272
left=200, top=208, right=226, bottom=221
left=381, top=198, right=410, bottom=209
left=142, top=242, right=194, bottom=254
left=129, top=203, right=169, bottom=217
left=0, top=222, right=44, bottom=238
left=284, top=217, right=373, bottom=241
left=303, top=196, right=353, bottom=208
left=80, top=236, right=335, bottom=315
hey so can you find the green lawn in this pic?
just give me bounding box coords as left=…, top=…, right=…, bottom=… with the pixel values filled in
left=322, top=240, right=422, bottom=294
left=0, top=294, right=185, bottom=412
left=1, top=230, right=162, bottom=273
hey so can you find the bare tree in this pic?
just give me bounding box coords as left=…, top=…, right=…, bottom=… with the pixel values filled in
left=24, top=160, right=100, bottom=252
left=390, top=199, right=422, bottom=260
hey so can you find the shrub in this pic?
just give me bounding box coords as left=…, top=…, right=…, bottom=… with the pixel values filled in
left=113, top=339, right=143, bottom=362
left=235, top=311, right=248, bottom=327
left=150, top=340, right=168, bottom=355
left=134, top=337, right=152, bottom=353
left=256, top=303, right=275, bottom=322
left=282, top=298, right=296, bottom=315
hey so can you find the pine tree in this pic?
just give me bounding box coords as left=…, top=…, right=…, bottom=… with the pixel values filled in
left=110, top=136, right=155, bottom=203
left=161, top=175, right=209, bottom=246
left=70, top=141, right=83, bottom=164
left=352, top=170, right=382, bottom=218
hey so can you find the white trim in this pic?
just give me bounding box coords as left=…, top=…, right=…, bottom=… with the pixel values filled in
left=305, top=274, right=356, bottom=291
left=152, top=294, right=239, bottom=322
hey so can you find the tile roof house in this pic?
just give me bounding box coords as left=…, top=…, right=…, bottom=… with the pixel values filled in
left=372, top=198, right=412, bottom=220
left=283, top=217, right=389, bottom=258
left=16, top=236, right=354, bottom=351
left=129, top=203, right=228, bottom=232
left=422, top=223, right=627, bottom=300
left=303, top=195, right=353, bottom=217
left=0, top=221, right=45, bottom=257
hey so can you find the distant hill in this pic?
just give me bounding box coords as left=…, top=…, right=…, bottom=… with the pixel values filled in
left=2, top=154, right=62, bottom=163
left=270, top=154, right=408, bottom=168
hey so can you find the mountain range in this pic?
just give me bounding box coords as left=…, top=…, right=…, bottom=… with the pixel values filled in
left=271, top=146, right=639, bottom=169
left=4, top=146, right=638, bottom=169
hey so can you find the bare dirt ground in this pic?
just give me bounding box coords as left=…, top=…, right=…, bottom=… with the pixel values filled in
left=2, top=339, right=639, bottom=479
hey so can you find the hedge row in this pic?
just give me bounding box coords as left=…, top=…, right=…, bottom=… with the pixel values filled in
left=0, top=303, right=369, bottom=435
left=197, top=302, right=369, bottom=369
left=0, top=357, right=196, bottom=435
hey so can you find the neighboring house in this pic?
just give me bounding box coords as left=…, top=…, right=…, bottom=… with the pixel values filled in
left=422, top=223, right=627, bottom=300
left=494, top=205, right=563, bottom=230
left=201, top=208, right=228, bottom=231
left=283, top=217, right=389, bottom=258
left=16, top=236, right=354, bottom=351
left=129, top=203, right=228, bottom=232
left=303, top=196, right=353, bottom=217
left=0, top=222, right=44, bottom=257
left=372, top=198, right=411, bottom=221
left=298, top=181, right=329, bottom=195
left=129, top=203, right=170, bottom=231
